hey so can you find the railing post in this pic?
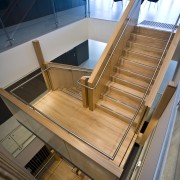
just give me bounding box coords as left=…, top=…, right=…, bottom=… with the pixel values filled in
left=51, top=0, right=58, bottom=28
left=80, top=76, right=89, bottom=108
left=32, top=40, right=52, bottom=90
left=87, top=0, right=90, bottom=17
left=0, top=17, right=13, bottom=46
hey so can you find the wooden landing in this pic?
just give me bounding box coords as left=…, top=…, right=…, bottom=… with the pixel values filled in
left=33, top=90, right=136, bottom=166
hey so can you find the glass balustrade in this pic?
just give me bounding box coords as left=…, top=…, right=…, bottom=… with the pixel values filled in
left=0, top=0, right=87, bottom=51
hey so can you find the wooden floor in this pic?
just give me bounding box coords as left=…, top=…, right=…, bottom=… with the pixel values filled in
left=34, top=90, right=135, bottom=164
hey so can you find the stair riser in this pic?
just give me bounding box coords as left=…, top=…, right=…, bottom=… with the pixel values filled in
left=112, top=77, right=146, bottom=93
left=134, top=27, right=171, bottom=39
left=130, top=34, right=167, bottom=48
left=115, top=68, right=151, bottom=83
left=123, top=50, right=160, bottom=67
left=103, top=95, right=136, bottom=114
left=108, top=87, right=142, bottom=108
left=127, top=43, right=163, bottom=58
left=96, top=104, right=137, bottom=126
left=119, top=60, right=156, bottom=77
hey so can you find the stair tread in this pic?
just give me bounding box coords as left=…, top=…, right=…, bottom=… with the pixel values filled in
left=134, top=26, right=171, bottom=39
left=123, top=49, right=160, bottom=61
left=71, top=87, right=82, bottom=95
left=128, top=42, right=164, bottom=52
left=104, top=94, right=138, bottom=111
left=121, top=57, right=157, bottom=69
left=73, top=86, right=82, bottom=91
left=135, top=31, right=170, bottom=39
left=116, top=67, right=152, bottom=81
left=118, top=60, right=155, bottom=77
left=106, top=91, right=140, bottom=109
left=130, top=33, right=168, bottom=43
left=126, top=47, right=161, bottom=58
left=65, top=89, right=82, bottom=97
left=109, top=82, right=144, bottom=99
left=123, top=50, right=160, bottom=67
left=112, top=73, right=149, bottom=88
left=127, top=42, right=165, bottom=58
left=97, top=100, right=136, bottom=120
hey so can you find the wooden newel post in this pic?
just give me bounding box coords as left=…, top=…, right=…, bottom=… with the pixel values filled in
left=80, top=76, right=90, bottom=108
left=32, top=40, right=52, bottom=90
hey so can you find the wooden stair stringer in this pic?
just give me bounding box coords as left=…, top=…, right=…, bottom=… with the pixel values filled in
left=94, top=26, right=171, bottom=167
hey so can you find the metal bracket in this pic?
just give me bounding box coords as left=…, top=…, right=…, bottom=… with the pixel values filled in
left=135, top=160, right=142, bottom=170
left=177, top=100, right=180, bottom=106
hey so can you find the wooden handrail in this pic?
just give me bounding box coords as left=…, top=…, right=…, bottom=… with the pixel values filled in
left=145, top=26, right=180, bottom=107
left=32, top=40, right=52, bottom=90
left=84, top=0, right=141, bottom=110
left=88, top=0, right=138, bottom=85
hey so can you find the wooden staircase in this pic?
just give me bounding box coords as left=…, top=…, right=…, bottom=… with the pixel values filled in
left=96, top=26, right=171, bottom=126
left=61, top=86, right=82, bottom=101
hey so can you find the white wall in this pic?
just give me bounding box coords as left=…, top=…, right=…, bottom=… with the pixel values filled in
left=0, top=18, right=117, bottom=88
left=88, top=18, right=117, bottom=43
left=0, top=43, right=39, bottom=88
left=39, top=19, right=88, bottom=62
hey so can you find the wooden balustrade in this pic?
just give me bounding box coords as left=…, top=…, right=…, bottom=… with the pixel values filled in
left=32, top=40, right=52, bottom=90
left=85, top=0, right=142, bottom=110
left=46, top=63, right=91, bottom=91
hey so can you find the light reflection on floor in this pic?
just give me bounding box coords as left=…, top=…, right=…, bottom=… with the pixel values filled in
left=89, top=0, right=127, bottom=21
left=139, top=0, right=180, bottom=24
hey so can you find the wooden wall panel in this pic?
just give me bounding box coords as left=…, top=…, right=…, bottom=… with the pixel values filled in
left=47, top=63, right=92, bottom=91
left=49, top=68, right=74, bottom=90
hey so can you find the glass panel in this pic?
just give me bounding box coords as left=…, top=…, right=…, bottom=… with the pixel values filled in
left=8, top=0, right=56, bottom=46
left=54, top=0, right=86, bottom=27
left=0, top=0, right=87, bottom=51
left=0, top=16, right=12, bottom=50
